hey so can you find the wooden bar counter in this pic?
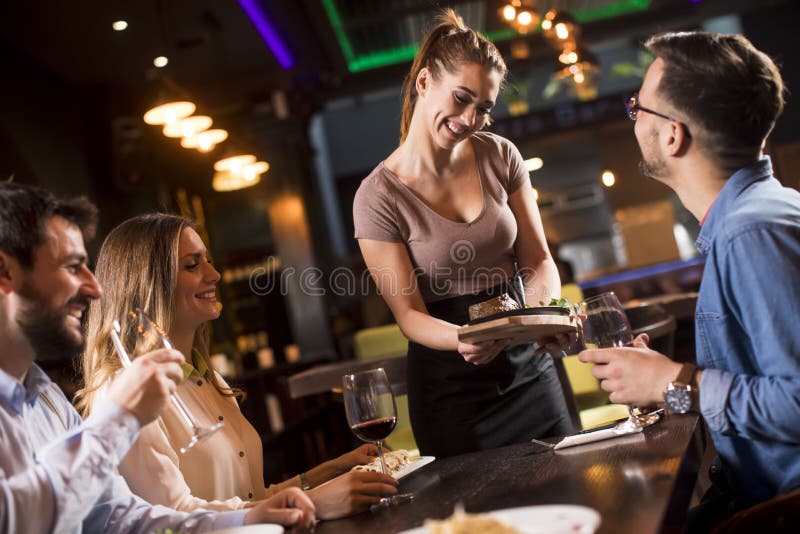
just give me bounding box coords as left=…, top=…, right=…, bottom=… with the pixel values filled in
left=315, top=413, right=703, bottom=534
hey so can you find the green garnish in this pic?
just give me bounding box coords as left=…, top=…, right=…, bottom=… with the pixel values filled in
left=539, top=297, right=570, bottom=309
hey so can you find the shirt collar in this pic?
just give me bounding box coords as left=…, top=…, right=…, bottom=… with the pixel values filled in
left=180, top=348, right=210, bottom=381
left=0, top=363, right=52, bottom=415
left=695, top=156, right=773, bottom=255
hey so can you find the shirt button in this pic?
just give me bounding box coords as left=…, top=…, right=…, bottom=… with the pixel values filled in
left=196, top=380, right=203, bottom=386
left=218, top=415, right=224, bottom=421
left=239, top=451, right=245, bottom=457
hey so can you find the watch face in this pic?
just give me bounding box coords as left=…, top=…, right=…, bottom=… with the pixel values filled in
left=664, top=387, right=692, bottom=414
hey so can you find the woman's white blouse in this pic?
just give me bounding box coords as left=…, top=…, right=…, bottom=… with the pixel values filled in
left=97, top=371, right=300, bottom=511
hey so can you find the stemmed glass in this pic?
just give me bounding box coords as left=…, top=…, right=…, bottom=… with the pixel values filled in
left=109, top=308, right=224, bottom=453
left=578, top=292, right=660, bottom=432
left=342, top=368, right=413, bottom=508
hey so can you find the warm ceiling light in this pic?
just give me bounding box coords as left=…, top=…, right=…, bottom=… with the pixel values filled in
left=162, top=115, right=213, bottom=138
left=524, top=157, right=544, bottom=172
left=517, top=10, right=534, bottom=26
left=501, top=5, right=516, bottom=21
left=112, top=20, right=128, bottom=31
left=153, top=56, right=169, bottom=68
left=542, top=10, right=579, bottom=45
left=212, top=170, right=261, bottom=192
left=559, top=48, right=579, bottom=64
left=214, top=154, right=256, bottom=172
left=243, top=161, right=269, bottom=181
left=181, top=129, right=229, bottom=151
left=602, top=170, right=616, bottom=187
left=143, top=101, right=196, bottom=125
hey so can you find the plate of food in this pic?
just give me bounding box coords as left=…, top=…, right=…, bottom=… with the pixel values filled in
left=401, top=504, right=601, bottom=534
left=351, top=449, right=435, bottom=479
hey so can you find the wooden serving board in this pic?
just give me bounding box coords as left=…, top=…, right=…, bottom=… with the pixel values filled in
left=457, top=314, right=577, bottom=346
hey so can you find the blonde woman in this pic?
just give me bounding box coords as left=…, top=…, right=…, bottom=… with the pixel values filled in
left=353, top=10, right=573, bottom=458
left=77, top=214, right=397, bottom=519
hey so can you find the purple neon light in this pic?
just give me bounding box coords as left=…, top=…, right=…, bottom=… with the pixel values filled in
left=236, top=0, right=294, bottom=69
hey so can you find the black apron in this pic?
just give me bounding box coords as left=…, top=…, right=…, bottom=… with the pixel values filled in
left=407, top=282, right=572, bottom=457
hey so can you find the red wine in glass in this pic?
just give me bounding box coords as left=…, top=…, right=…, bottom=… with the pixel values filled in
left=351, top=416, right=397, bottom=442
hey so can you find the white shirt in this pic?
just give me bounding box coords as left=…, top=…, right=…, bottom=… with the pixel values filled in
left=97, top=368, right=300, bottom=511
left=0, top=363, right=247, bottom=533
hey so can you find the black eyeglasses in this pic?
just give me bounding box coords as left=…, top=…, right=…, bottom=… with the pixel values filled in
left=626, top=92, right=690, bottom=137
left=626, top=92, right=676, bottom=121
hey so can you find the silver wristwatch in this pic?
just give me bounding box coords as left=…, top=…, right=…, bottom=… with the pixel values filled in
left=663, top=363, right=697, bottom=414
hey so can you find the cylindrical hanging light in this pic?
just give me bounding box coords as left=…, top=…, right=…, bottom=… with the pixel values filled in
left=212, top=169, right=262, bottom=192
left=181, top=129, right=229, bottom=152
left=242, top=161, right=269, bottom=182
left=214, top=154, right=256, bottom=173
left=163, top=115, right=213, bottom=138
left=143, top=101, right=196, bottom=125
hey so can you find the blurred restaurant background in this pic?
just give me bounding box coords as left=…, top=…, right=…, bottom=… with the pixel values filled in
left=2, top=0, right=798, bottom=481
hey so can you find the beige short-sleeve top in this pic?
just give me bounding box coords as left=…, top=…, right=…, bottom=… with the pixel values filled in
left=353, top=132, right=529, bottom=302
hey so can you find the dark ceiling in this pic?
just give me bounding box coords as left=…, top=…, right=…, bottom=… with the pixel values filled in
left=0, top=0, right=789, bottom=121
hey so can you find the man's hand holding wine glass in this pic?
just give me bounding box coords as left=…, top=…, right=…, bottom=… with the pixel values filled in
left=579, top=332, right=686, bottom=406
left=107, top=348, right=184, bottom=425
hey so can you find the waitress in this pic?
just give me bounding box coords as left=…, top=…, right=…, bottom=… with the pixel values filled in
left=353, top=9, right=572, bottom=457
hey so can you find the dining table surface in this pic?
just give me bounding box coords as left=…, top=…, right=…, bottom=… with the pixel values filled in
left=314, top=413, right=703, bottom=534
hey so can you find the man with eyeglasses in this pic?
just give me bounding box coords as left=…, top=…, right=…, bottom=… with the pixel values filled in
left=579, top=31, right=800, bottom=530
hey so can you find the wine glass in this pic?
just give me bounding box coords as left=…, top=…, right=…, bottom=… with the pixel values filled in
left=108, top=308, right=224, bottom=453
left=342, top=368, right=413, bottom=508
left=578, top=292, right=660, bottom=432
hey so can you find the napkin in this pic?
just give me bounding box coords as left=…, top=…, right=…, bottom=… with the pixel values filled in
left=553, top=425, right=643, bottom=450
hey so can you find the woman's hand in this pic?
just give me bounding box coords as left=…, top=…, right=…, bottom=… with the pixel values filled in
left=533, top=331, right=579, bottom=356
left=329, top=444, right=379, bottom=472
left=307, top=471, right=398, bottom=520
left=457, top=338, right=510, bottom=365
left=307, top=444, right=379, bottom=485
left=245, top=487, right=315, bottom=529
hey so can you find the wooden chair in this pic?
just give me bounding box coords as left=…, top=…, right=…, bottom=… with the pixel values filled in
left=711, top=488, right=800, bottom=533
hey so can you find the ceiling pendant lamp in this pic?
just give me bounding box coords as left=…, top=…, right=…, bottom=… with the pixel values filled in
left=181, top=129, right=229, bottom=152
left=214, top=153, right=256, bottom=173
left=541, top=10, right=579, bottom=48
left=143, top=100, right=196, bottom=125
left=212, top=152, right=269, bottom=192
left=163, top=115, right=213, bottom=138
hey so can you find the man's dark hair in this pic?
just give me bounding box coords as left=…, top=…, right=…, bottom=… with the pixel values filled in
left=645, top=31, right=785, bottom=170
left=0, top=182, right=98, bottom=268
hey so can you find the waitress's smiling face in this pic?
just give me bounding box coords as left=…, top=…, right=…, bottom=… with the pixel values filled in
left=419, top=61, right=502, bottom=150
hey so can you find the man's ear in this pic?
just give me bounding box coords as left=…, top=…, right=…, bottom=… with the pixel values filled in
left=665, top=121, right=690, bottom=157
left=0, top=251, right=18, bottom=295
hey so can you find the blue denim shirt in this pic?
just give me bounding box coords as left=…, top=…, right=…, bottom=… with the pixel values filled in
left=0, top=363, right=247, bottom=533
left=695, top=156, right=800, bottom=502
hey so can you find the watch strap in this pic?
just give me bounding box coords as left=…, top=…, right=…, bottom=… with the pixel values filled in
left=299, top=472, right=312, bottom=491
left=674, top=363, right=697, bottom=387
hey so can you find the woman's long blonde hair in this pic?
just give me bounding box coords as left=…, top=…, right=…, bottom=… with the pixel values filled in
left=399, top=8, right=507, bottom=142
left=75, top=213, right=240, bottom=415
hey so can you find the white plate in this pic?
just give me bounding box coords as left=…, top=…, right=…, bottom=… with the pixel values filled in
left=209, top=524, right=283, bottom=534
left=394, top=455, right=435, bottom=479
left=400, top=504, right=601, bottom=534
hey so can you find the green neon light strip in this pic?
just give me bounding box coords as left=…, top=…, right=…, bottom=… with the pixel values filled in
left=324, top=0, right=652, bottom=73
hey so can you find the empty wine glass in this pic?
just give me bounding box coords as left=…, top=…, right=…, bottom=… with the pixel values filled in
left=342, top=368, right=413, bottom=508
left=578, top=292, right=660, bottom=432
left=109, top=308, right=223, bottom=453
